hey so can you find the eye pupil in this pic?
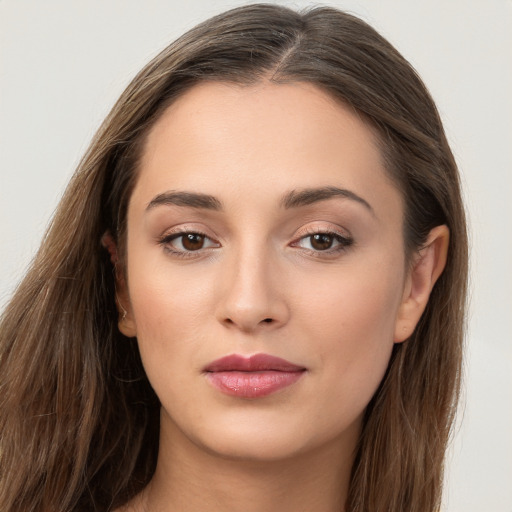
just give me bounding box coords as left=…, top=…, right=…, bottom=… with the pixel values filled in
left=311, top=233, right=333, bottom=250
left=182, top=233, right=205, bottom=250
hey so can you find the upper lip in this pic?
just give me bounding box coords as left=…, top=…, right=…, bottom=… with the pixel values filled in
left=204, top=353, right=306, bottom=372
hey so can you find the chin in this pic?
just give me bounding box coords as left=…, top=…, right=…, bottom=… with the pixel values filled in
left=199, top=434, right=314, bottom=464
left=165, top=406, right=362, bottom=465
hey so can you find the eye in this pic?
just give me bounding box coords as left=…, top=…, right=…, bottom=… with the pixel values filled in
left=307, top=233, right=337, bottom=251
left=159, top=231, right=220, bottom=254
left=293, top=231, right=353, bottom=253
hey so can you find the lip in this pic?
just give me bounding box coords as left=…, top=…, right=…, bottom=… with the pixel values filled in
left=204, top=354, right=306, bottom=399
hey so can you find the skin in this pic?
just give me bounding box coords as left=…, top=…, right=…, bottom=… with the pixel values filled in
left=116, top=81, right=448, bottom=512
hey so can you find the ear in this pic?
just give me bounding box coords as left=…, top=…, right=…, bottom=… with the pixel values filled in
left=101, top=232, right=137, bottom=338
left=394, top=225, right=449, bottom=343
left=115, top=275, right=138, bottom=338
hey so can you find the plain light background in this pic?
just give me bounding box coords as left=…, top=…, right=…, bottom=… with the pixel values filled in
left=1, top=1, right=511, bottom=510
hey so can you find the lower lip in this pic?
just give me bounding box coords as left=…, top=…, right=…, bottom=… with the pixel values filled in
left=206, top=370, right=305, bottom=398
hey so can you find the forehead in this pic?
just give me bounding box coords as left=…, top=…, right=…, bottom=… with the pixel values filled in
left=132, top=80, right=402, bottom=222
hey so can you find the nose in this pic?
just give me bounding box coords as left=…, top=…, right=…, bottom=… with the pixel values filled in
left=214, top=246, right=290, bottom=333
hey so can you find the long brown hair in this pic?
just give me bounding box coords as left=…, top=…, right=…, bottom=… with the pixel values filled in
left=0, top=4, right=467, bottom=511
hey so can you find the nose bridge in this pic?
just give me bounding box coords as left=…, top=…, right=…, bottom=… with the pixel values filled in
left=216, top=236, right=288, bottom=331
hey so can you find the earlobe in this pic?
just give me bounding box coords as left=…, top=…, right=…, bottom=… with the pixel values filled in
left=101, top=232, right=137, bottom=338
left=394, top=225, right=450, bottom=343
left=116, top=292, right=138, bottom=338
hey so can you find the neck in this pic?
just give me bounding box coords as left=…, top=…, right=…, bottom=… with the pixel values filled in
left=132, top=410, right=360, bottom=512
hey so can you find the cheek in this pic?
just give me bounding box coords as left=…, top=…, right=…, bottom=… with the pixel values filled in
left=294, top=260, right=403, bottom=412
left=298, top=256, right=403, bottom=343
left=126, top=257, right=215, bottom=365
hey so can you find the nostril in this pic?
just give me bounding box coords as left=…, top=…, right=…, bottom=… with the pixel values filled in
left=263, top=318, right=273, bottom=323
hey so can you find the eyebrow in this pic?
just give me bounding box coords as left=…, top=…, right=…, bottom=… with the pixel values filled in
left=281, top=186, right=374, bottom=214
left=145, top=186, right=373, bottom=214
left=146, top=191, right=223, bottom=211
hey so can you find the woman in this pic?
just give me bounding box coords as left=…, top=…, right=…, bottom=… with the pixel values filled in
left=0, top=4, right=467, bottom=512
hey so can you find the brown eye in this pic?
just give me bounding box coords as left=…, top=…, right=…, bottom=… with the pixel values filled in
left=310, top=233, right=334, bottom=251
left=160, top=231, right=219, bottom=254
left=181, top=233, right=205, bottom=251
left=292, top=230, right=353, bottom=254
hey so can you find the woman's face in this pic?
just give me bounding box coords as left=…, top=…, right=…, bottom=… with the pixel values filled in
left=122, top=81, right=410, bottom=461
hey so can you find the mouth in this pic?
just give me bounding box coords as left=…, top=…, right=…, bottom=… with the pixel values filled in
left=203, top=353, right=307, bottom=399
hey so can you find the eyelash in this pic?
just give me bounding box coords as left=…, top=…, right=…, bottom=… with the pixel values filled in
left=158, top=230, right=218, bottom=259
left=290, top=229, right=354, bottom=257
left=157, top=228, right=354, bottom=259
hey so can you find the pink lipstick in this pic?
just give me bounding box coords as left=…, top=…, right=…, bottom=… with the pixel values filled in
left=204, top=354, right=306, bottom=398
